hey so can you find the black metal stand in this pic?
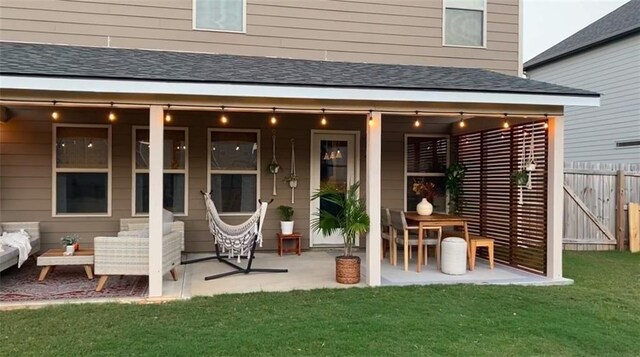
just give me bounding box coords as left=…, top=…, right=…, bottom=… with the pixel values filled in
left=181, top=236, right=288, bottom=281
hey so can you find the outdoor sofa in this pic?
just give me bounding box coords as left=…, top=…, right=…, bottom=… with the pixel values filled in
left=93, top=214, right=183, bottom=291
left=0, top=221, right=40, bottom=273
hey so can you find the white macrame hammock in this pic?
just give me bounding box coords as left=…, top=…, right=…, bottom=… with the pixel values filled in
left=202, top=191, right=268, bottom=263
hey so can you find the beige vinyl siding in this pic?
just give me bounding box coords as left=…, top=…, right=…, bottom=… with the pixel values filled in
left=0, top=0, right=519, bottom=74
left=527, top=34, right=640, bottom=164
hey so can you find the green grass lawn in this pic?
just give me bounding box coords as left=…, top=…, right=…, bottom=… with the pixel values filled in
left=1, top=251, right=638, bottom=356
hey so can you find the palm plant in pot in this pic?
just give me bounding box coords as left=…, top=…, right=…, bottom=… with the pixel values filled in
left=311, top=181, right=370, bottom=284
left=277, top=205, right=294, bottom=235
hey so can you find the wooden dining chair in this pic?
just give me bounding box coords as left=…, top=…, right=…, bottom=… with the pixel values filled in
left=389, top=210, right=441, bottom=271
left=380, top=207, right=392, bottom=262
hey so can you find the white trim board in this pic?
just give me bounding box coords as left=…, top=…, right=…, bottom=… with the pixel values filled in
left=0, top=75, right=600, bottom=107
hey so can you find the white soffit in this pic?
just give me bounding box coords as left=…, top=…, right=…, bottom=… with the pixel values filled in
left=0, top=75, right=600, bottom=107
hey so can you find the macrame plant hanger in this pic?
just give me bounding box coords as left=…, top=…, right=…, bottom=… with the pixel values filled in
left=517, top=124, right=537, bottom=205
left=289, top=138, right=296, bottom=204
left=270, top=130, right=278, bottom=196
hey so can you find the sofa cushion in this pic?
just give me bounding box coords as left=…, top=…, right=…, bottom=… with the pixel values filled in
left=163, top=209, right=174, bottom=235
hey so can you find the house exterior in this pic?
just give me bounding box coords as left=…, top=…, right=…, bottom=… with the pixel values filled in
left=0, top=0, right=599, bottom=297
left=524, top=0, right=640, bottom=164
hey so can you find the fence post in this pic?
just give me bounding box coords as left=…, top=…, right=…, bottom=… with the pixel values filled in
left=615, top=170, right=626, bottom=251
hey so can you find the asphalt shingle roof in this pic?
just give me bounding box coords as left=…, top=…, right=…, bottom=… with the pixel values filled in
left=524, top=0, right=640, bottom=70
left=0, top=42, right=597, bottom=97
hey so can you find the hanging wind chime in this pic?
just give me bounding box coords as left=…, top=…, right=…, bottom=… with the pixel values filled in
left=268, top=130, right=280, bottom=196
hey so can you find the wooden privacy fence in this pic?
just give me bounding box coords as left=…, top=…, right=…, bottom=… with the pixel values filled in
left=563, top=162, right=640, bottom=251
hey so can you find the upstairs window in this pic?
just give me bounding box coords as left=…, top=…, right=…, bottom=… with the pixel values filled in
left=443, top=0, right=486, bottom=47
left=194, top=0, right=246, bottom=33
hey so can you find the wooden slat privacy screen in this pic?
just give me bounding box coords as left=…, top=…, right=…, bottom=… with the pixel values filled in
left=457, top=122, right=548, bottom=274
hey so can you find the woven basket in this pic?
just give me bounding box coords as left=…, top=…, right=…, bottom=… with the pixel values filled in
left=335, top=256, right=361, bottom=284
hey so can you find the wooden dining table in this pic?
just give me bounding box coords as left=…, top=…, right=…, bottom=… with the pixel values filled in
left=404, top=212, right=470, bottom=272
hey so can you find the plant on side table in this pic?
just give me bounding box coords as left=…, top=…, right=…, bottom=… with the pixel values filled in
left=277, top=205, right=295, bottom=235
left=60, top=234, right=80, bottom=254
left=311, top=181, right=370, bottom=284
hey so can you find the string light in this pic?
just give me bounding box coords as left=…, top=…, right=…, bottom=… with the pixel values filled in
left=220, top=106, right=228, bottom=124
left=165, top=104, right=172, bottom=123
left=51, top=100, right=59, bottom=120
left=270, top=107, right=277, bottom=125
left=320, top=108, right=327, bottom=126
left=414, top=111, right=420, bottom=128
left=502, top=113, right=509, bottom=129
left=543, top=114, right=549, bottom=129
left=458, top=112, right=466, bottom=128
left=368, top=110, right=374, bottom=126
left=108, top=102, right=116, bottom=122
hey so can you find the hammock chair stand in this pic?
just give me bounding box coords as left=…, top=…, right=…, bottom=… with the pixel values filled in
left=181, top=192, right=288, bottom=281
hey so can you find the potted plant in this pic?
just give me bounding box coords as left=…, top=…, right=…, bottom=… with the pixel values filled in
left=311, top=181, right=370, bottom=284
left=511, top=170, right=529, bottom=187
left=60, top=234, right=79, bottom=253
left=446, top=162, right=466, bottom=215
left=277, top=205, right=295, bottom=235
left=268, top=162, right=280, bottom=174
left=283, top=173, right=298, bottom=188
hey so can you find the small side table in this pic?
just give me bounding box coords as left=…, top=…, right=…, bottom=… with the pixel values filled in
left=37, top=248, right=95, bottom=281
left=277, top=233, right=301, bottom=256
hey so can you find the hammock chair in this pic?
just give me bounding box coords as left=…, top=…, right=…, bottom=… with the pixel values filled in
left=181, top=191, right=288, bottom=281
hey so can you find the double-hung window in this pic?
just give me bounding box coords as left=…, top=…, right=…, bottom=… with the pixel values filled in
left=193, top=0, right=246, bottom=32
left=208, top=129, right=259, bottom=214
left=443, top=0, right=486, bottom=47
left=405, top=135, right=449, bottom=213
left=133, top=127, right=188, bottom=215
left=54, top=124, right=111, bottom=216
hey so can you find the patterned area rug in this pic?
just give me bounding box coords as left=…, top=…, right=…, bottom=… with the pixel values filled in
left=0, top=259, right=148, bottom=302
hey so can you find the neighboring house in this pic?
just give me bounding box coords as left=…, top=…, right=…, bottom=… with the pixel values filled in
left=0, top=0, right=599, bottom=296
left=524, top=0, right=640, bottom=164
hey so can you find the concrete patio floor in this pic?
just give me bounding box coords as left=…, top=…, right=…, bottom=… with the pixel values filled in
left=165, top=249, right=571, bottom=299
left=0, top=249, right=571, bottom=310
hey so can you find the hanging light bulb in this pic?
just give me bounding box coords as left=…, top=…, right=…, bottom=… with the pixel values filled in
left=458, top=112, right=466, bottom=128
left=165, top=104, right=172, bottom=123
left=414, top=111, right=421, bottom=128
left=270, top=107, right=277, bottom=125
left=220, top=106, right=228, bottom=124
left=543, top=114, right=549, bottom=129
left=368, top=110, right=374, bottom=126
left=502, top=114, right=509, bottom=129
left=320, top=109, right=327, bottom=126
left=87, top=140, right=93, bottom=148
left=336, top=149, right=342, bottom=159
left=51, top=100, right=59, bottom=120
left=108, top=102, right=116, bottom=122
left=235, top=144, right=240, bottom=151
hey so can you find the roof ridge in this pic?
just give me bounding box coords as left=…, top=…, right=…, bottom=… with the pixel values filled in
left=524, top=0, right=640, bottom=70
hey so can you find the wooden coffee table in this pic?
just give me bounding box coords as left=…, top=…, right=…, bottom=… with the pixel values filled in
left=36, top=248, right=94, bottom=281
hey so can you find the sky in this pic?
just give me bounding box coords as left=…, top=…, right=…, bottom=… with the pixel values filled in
left=522, top=0, right=629, bottom=62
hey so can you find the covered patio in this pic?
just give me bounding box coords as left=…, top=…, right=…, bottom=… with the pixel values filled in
left=0, top=42, right=599, bottom=303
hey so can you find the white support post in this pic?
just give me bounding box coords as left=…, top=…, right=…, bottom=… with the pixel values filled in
left=366, top=111, right=382, bottom=286
left=148, top=106, right=164, bottom=297
left=547, top=116, right=564, bottom=280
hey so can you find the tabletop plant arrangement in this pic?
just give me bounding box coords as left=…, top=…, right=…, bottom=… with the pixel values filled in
left=412, top=179, right=437, bottom=215
left=312, top=181, right=370, bottom=284
left=60, top=234, right=80, bottom=255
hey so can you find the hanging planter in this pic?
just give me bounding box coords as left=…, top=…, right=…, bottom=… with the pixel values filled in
left=287, top=138, right=297, bottom=204
left=511, top=170, right=529, bottom=187
left=269, top=130, right=279, bottom=196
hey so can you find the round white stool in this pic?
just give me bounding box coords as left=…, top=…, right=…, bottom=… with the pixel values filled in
left=441, top=237, right=467, bottom=275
